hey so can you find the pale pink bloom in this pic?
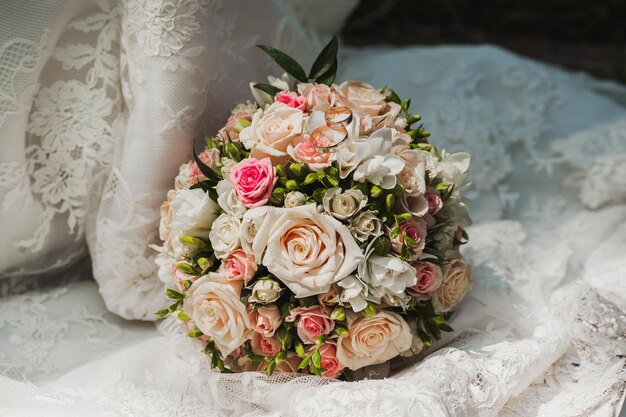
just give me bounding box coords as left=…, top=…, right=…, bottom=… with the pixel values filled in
left=188, top=148, right=220, bottom=183
left=391, top=217, right=428, bottom=261
left=218, top=249, right=257, bottom=284
left=318, top=342, right=344, bottom=378
left=425, top=187, right=443, bottom=215
left=218, top=111, right=252, bottom=142
left=407, top=261, right=443, bottom=297
left=286, top=305, right=335, bottom=344
left=229, top=157, right=277, bottom=208
left=275, top=91, right=306, bottom=111
left=297, top=83, right=332, bottom=111
left=247, top=304, right=282, bottom=337
left=250, top=332, right=281, bottom=357
left=287, top=136, right=336, bottom=171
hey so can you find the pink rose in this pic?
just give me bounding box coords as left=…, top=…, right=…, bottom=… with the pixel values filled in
left=247, top=304, right=282, bottom=337
left=250, top=332, right=281, bottom=357
left=318, top=342, right=344, bottom=378
left=218, top=249, right=257, bottom=284
left=286, top=305, right=335, bottom=344
left=391, top=217, right=428, bottom=260
left=229, top=157, right=277, bottom=208
left=297, top=83, right=332, bottom=111
left=287, top=136, right=336, bottom=171
left=275, top=91, right=306, bottom=111
left=425, top=187, right=443, bottom=215
left=407, top=261, right=443, bottom=297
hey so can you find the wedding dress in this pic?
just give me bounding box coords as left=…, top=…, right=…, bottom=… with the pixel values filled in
left=1, top=1, right=625, bottom=416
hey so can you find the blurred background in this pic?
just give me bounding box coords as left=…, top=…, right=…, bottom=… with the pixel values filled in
left=342, top=0, right=626, bottom=84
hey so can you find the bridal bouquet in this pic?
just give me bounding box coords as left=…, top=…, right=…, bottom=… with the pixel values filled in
left=156, top=37, right=472, bottom=379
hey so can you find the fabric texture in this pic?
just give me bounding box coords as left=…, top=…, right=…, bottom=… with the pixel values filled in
left=1, top=1, right=625, bottom=416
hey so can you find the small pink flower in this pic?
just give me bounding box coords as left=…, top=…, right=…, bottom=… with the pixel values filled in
left=407, top=261, right=443, bottom=297
left=248, top=304, right=282, bottom=337
left=251, top=332, right=281, bottom=357
left=287, top=137, right=336, bottom=171
left=219, top=249, right=257, bottom=284
left=425, top=187, right=443, bottom=216
left=286, top=305, right=335, bottom=344
left=218, top=112, right=252, bottom=142
left=229, top=157, right=277, bottom=208
left=275, top=91, right=306, bottom=111
left=318, top=342, right=344, bottom=378
left=391, top=217, right=427, bottom=261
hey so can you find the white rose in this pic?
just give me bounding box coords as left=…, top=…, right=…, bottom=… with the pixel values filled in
left=240, top=206, right=273, bottom=261
left=322, top=187, right=367, bottom=220
left=209, top=213, right=241, bottom=258
left=348, top=210, right=383, bottom=242
left=424, top=150, right=470, bottom=186
left=336, top=311, right=412, bottom=370
left=432, top=257, right=472, bottom=313
left=217, top=180, right=247, bottom=218
left=254, top=204, right=364, bottom=297
left=168, top=188, right=220, bottom=254
left=353, top=154, right=405, bottom=189
left=239, top=102, right=304, bottom=163
left=358, top=241, right=417, bottom=304
left=248, top=279, right=282, bottom=304
left=183, top=274, right=251, bottom=357
left=337, top=275, right=368, bottom=312
left=284, top=191, right=307, bottom=208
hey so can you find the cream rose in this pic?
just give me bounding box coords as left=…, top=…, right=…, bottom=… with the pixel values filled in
left=322, top=187, right=367, bottom=220
left=254, top=204, right=363, bottom=297
left=432, top=257, right=472, bottom=313
left=284, top=191, right=307, bottom=208
left=336, top=311, right=412, bottom=370
left=334, top=81, right=387, bottom=116
left=348, top=210, right=383, bottom=242
left=248, top=304, right=282, bottom=337
left=209, top=213, right=241, bottom=258
left=216, top=180, right=247, bottom=218
left=248, top=279, right=282, bottom=304
left=239, top=102, right=304, bottom=163
left=183, top=274, right=251, bottom=357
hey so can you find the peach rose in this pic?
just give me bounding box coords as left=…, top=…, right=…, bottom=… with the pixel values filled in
left=250, top=332, right=281, bottom=357
left=432, top=257, right=472, bottom=313
left=336, top=311, right=412, bottom=370
left=407, top=261, right=443, bottom=297
left=183, top=274, right=251, bottom=356
left=298, top=83, right=332, bottom=111
left=218, top=249, right=257, bottom=284
left=318, top=342, right=344, bottom=378
left=287, top=136, right=336, bottom=171
left=333, top=81, right=386, bottom=116
left=254, top=204, right=364, bottom=297
left=239, top=102, right=304, bottom=163
left=247, top=304, right=282, bottom=337
left=317, top=284, right=340, bottom=306
left=286, top=305, right=335, bottom=344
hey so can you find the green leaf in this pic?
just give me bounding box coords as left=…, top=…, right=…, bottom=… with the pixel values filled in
left=438, top=323, right=454, bottom=332
left=188, top=328, right=203, bottom=337
left=312, top=349, right=322, bottom=368
left=298, top=354, right=311, bottom=369
left=382, top=87, right=402, bottom=104
left=253, top=83, right=282, bottom=97
left=257, top=45, right=307, bottom=82
left=416, top=328, right=433, bottom=346
left=177, top=311, right=191, bottom=320
left=166, top=288, right=185, bottom=300
left=265, top=359, right=277, bottom=376
left=309, top=35, right=339, bottom=79
left=315, top=58, right=338, bottom=85
left=193, top=146, right=221, bottom=182
left=155, top=308, right=170, bottom=318
left=303, top=172, right=318, bottom=185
